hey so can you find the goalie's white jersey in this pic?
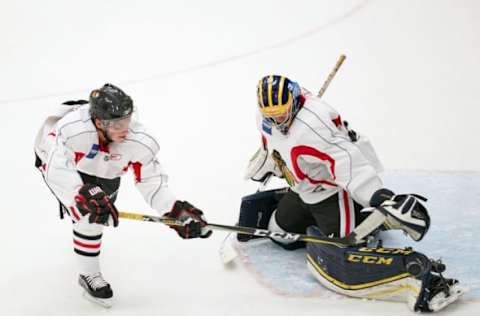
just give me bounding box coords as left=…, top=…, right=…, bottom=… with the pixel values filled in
left=257, top=90, right=384, bottom=207
left=34, top=103, right=176, bottom=216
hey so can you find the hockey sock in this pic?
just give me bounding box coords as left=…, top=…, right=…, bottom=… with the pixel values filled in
left=72, top=221, right=103, bottom=275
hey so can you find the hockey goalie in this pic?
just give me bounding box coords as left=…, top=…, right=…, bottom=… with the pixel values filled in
left=240, top=75, right=466, bottom=312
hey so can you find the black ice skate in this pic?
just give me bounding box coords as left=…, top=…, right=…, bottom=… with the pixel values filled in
left=78, top=273, right=113, bottom=308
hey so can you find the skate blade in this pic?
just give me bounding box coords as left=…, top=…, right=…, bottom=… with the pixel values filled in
left=428, top=284, right=468, bottom=312
left=82, top=291, right=113, bottom=308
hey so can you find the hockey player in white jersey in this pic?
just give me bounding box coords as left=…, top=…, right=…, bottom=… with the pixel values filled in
left=241, top=75, right=465, bottom=312
left=34, top=83, right=211, bottom=307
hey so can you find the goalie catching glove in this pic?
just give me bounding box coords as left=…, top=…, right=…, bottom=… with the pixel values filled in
left=370, top=188, right=430, bottom=241
left=74, top=184, right=119, bottom=227
left=164, top=201, right=212, bottom=239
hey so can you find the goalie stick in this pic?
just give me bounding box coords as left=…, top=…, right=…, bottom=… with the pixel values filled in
left=218, top=169, right=274, bottom=265
left=317, top=54, right=346, bottom=98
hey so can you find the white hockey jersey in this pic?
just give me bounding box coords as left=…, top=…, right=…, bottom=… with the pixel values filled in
left=34, top=103, right=177, bottom=217
left=257, top=90, right=384, bottom=207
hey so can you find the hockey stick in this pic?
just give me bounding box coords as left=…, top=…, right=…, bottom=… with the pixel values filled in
left=252, top=54, right=347, bottom=193
left=218, top=174, right=274, bottom=265
left=217, top=54, right=350, bottom=260
left=220, top=55, right=348, bottom=263
left=118, top=211, right=352, bottom=248
left=315, top=54, right=395, bottom=243
left=317, top=54, right=346, bottom=97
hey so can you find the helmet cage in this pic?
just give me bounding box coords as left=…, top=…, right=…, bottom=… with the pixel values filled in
left=257, top=75, right=300, bottom=135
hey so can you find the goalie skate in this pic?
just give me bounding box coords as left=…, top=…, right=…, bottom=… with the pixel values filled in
left=428, top=281, right=468, bottom=312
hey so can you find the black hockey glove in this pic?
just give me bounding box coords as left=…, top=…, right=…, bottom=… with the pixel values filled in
left=164, top=201, right=212, bottom=239
left=343, top=120, right=358, bottom=142
left=75, top=184, right=119, bottom=227
left=370, top=188, right=430, bottom=241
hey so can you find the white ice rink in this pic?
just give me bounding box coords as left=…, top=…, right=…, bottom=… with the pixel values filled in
left=1, top=1, right=479, bottom=315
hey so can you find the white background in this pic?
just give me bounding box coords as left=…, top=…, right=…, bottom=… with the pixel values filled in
left=1, top=1, right=479, bottom=315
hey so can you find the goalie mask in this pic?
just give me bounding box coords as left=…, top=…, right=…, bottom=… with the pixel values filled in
left=257, top=75, right=301, bottom=135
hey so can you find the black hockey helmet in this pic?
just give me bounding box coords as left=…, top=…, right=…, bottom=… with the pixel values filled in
left=89, top=83, right=133, bottom=121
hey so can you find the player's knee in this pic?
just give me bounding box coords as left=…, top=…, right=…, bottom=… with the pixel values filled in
left=266, top=211, right=305, bottom=250
left=237, top=188, right=305, bottom=250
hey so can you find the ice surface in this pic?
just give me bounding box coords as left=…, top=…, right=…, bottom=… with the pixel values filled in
left=1, top=0, right=480, bottom=315
left=232, top=171, right=480, bottom=308
left=383, top=170, right=480, bottom=300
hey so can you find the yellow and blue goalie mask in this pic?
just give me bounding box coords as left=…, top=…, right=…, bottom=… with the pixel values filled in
left=257, top=75, right=301, bottom=135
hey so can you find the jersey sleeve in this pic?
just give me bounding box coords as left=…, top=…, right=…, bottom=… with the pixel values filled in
left=330, top=140, right=382, bottom=207
left=128, top=140, right=177, bottom=216
left=295, top=121, right=383, bottom=207
left=43, top=127, right=84, bottom=211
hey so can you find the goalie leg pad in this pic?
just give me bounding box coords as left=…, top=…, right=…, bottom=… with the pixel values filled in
left=237, top=188, right=288, bottom=241
left=306, top=226, right=464, bottom=312
left=306, top=225, right=424, bottom=289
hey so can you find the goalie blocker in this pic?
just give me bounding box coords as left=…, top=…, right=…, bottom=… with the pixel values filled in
left=306, top=225, right=465, bottom=312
